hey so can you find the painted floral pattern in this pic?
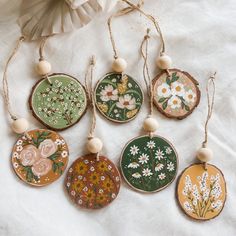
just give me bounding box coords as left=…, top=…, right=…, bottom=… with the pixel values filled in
left=30, top=74, right=87, bottom=130
left=153, top=69, right=200, bottom=119
left=177, top=164, right=226, bottom=220
left=120, top=136, right=178, bottom=192
left=66, top=155, right=120, bottom=209
left=95, top=72, right=143, bottom=122
left=12, top=129, right=69, bottom=186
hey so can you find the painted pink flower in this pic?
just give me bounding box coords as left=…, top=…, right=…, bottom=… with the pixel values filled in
left=39, top=139, right=57, bottom=158
left=19, top=145, right=40, bottom=166
left=32, top=158, right=52, bottom=177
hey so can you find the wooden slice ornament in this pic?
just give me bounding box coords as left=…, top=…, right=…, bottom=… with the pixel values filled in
left=2, top=37, right=69, bottom=187
left=95, top=72, right=143, bottom=123
left=120, top=30, right=178, bottom=193
left=65, top=57, right=120, bottom=209
left=153, top=69, right=200, bottom=119
left=66, top=154, right=120, bottom=209
left=30, top=37, right=88, bottom=131
left=176, top=73, right=227, bottom=220
left=12, top=129, right=69, bottom=186
left=95, top=3, right=145, bottom=123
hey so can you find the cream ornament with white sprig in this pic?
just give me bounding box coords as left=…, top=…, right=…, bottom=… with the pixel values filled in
left=2, top=37, right=69, bottom=187
left=94, top=1, right=145, bottom=123
left=65, top=57, right=121, bottom=210
left=176, top=73, right=227, bottom=221
left=120, top=30, right=178, bottom=193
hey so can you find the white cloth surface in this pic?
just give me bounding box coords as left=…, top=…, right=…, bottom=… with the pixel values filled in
left=0, top=0, right=236, bottom=235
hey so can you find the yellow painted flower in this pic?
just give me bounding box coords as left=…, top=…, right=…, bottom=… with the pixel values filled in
left=89, top=172, right=100, bottom=184
left=97, top=161, right=108, bottom=172
left=96, top=193, right=107, bottom=204
left=117, top=75, right=128, bottom=94
left=71, top=179, right=84, bottom=192
left=102, top=178, right=114, bottom=192
left=75, top=162, right=88, bottom=175
left=84, top=189, right=95, bottom=201
left=126, top=109, right=138, bottom=118
left=98, top=102, right=108, bottom=113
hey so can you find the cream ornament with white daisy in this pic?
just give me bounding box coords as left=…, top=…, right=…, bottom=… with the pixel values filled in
left=65, top=57, right=121, bottom=209
left=94, top=2, right=144, bottom=123
left=2, top=37, right=69, bottom=187
left=120, top=30, right=178, bottom=193
left=176, top=73, right=227, bottom=220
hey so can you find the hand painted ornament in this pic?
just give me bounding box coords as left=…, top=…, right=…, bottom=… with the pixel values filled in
left=120, top=30, right=178, bottom=193
left=65, top=58, right=121, bottom=209
left=29, top=37, right=88, bottom=131
left=94, top=4, right=144, bottom=123
left=176, top=73, right=226, bottom=220
left=122, top=0, right=200, bottom=120
left=2, top=37, right=69, bottom=187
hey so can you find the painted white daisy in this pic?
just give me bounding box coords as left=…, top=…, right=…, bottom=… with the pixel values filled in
left=13, top=152, right=19, bottom=159
left=165, top=147, right=172, bottom=154
left=130, top=145, right=139, bottom=155
left=112, top=193, right=116, bottom=199
left=115, top=176, right=120, bottom=182
left=184, top=89, right=196, bottom=103
left=16, top=140, right=23, bottom=145
left=158, top=173, right=166, bottom=180
left=138, top=153, right=149, bottom=164
left=116, top=94, right=136, bottom=110
left=78, top=175, right=83, bottom=180
left=167, top=162, right=175, bottom=172
left=155, top=163, right=164, bottom=172
left=13, top=162, right=19, bottom=168
left=100, top=85, right=118, bottom=102
left=132, top=172, right=142, bottom=178
left=171, top=81, right=185, bottom=97
left=83, top=186, right=88, bottom=192
left=101, top=176, right=105, bottom=181
left=168, top=95, right=181, bottom=109
left=90, top=166, right=95, bottom=172
left=128, top=162, right=139, bottom=169
left=71, top=190, right=76, bottom=196
left=147, top=141, right=155, bottom=149
left=157, top=83, right=171, bottom=98
left=99, top=189, right=104, bottom=193
left=16, top=146, right=23, bottom=152
left=155, top=149, right=164, bottom=160
left=66, top=182, right=70, bottom=187
left=142, top=168, right=153, bottom=177
left=78, top=199, right=83, bottom=205
left=61, top=150, right=68, bottom=158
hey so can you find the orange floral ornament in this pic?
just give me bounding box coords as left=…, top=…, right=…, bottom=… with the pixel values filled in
left=65, top=154, right=120, bottom=209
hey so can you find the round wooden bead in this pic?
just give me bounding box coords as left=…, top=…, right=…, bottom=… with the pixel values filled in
left=36, top=60, right=51, bottom=75
left=156, top=54, right=172, bottom=70
left=112, top=58, right=127, bottom=73
left=87, top=137, right=103, bottom=153
left=143, top=117, right=159, bottom=132
left=11, top=118, right=29, bottom=134
left=196, top=147, right=213, bottom=162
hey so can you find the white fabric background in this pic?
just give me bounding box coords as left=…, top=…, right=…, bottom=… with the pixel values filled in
left=0, top=0, right=236, bottom=235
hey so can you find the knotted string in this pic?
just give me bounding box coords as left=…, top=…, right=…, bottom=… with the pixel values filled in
left=122, top=0, right=166, bottom=55
left=2, top=36, right=25, bottom=121
left=38, top=36, right=52, bottom=84
left=202, top=72, right=216, bottom=148
left=108, top=0, right=144, bottom=59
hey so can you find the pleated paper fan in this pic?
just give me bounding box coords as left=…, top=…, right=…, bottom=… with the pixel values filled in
left=18, top=0, right=119, bottom=40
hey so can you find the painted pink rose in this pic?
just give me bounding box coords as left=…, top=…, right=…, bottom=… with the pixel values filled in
left=19, top=145, right=40, bottom=166
left=39, top=139, right=57, bottom=158
left=32, top=159, right=52, bottom=177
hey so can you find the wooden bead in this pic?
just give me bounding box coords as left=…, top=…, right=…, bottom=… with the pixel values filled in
left=143, top=117, right=159, bottom=132
left=87, top=137, right=103, bottom=153
left=36, top=60, right=51, bottom=75
left=197, top=147, right=213, bottom=162
left=156, top=54, right=172, bottom=70
left=112, top=58, right=127, bottom=73
left=11, top=118, right=29, bottom=134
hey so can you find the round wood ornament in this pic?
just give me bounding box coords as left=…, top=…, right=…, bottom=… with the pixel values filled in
left=120, top=135, right=178, bottom=193
left=95, top=72, right=143, bottom=123
left=29, top=73, right=87, bottom=130
left=11, top=129, right=69, bottom=186
left=65, top=154, right=121, bottom=209
left=176, top=163, right=226, bottom=221
left=153, top=69, right=200, bottom=119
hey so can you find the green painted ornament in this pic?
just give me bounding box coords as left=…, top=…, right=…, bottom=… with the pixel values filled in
left=29, top=73, right=87, bottom=130
left=95, top=72, right=143, bottom=123
left=120, top=135, right=178, bottom=192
